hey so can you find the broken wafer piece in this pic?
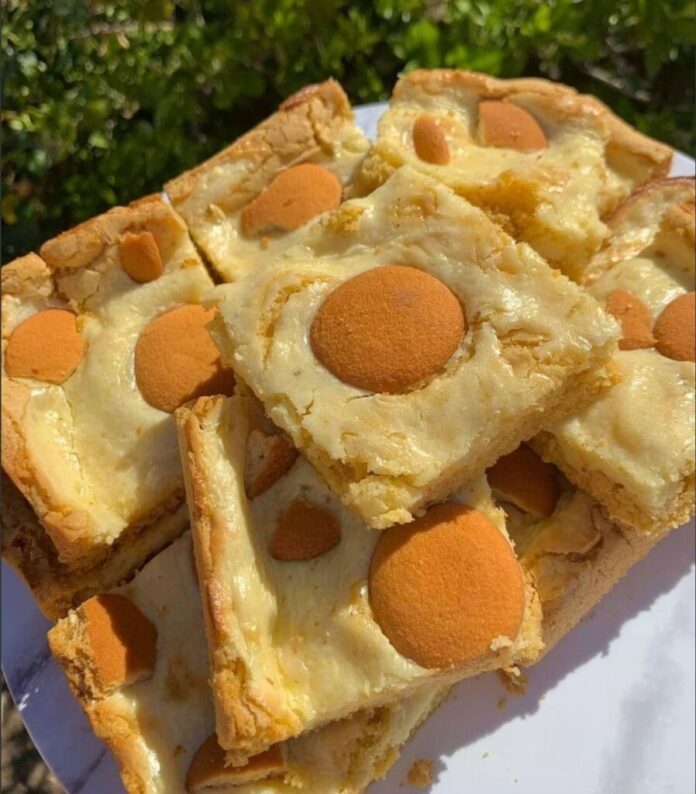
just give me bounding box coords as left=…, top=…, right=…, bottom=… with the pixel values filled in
left=534, top=178, right=695, bottom=534
left=176, top=390, right=543, bottom=765
left=489, top=444, right=673, bottom=654
left=165, top=79, right=369, bottom=283
left=1, top=196, right=233, bottom=602
left=49, top=532, right=451, bottom=794
left=207, top=167, right=618, bottom=529
left=357, top=70, right=672, bottom=280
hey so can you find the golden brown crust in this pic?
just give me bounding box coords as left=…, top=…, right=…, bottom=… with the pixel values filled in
left=1, top=377, right=103, bottom=566
left=535, top=177, right=695, bottom=532
left=606, top=176, right=695, bottom=228
left=526, top=501, right=673, bottom=657
left=299, top=362, right=617, bottom=530
left=164, top=79, right=368, bottom=284
left=394, top=69, right=672, bottom=179
left=175, top=395, right=297, bottom=762
left=531, top=432, right=696, bottom=534
left=165, top=79, right=354, bottom=207
left=186, top=735, right=286, bottom=791
left=87, top=698, right=153, bottom=794
left=2, top=472, right=189, bottom=621
left=40, top=194, right=185, bottom=271
left=47, top=524, right=453, bottom=794
left=175, top=392, right=544, bottom=766
left=586, top=177, right=695, bottom=281
left=1, top=252, right=52, bottom=296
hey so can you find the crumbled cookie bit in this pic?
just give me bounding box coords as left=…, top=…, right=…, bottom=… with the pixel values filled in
left=497, top=666, right=527, bottom=695
left=407, top=758, right=433, bottom=788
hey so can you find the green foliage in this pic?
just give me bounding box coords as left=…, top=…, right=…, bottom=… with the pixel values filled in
left=3, top=0, right=695, bottom=261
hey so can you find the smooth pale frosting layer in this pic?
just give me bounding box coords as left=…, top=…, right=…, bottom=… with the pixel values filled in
left=211, top=168, right=618, bottom=528
left=2, top=222, right=215, bottom=552
left=548, top=187, right=695, bottom=523
left=65, top=534, right=447, bottom=794
left=357, top=71, right=671, bottom=278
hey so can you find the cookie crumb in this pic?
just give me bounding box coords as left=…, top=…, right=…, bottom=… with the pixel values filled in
left=482, top=751, right=490, bottom=759
left=407, top=759, right=433, bottom=788
left=497, top=666, right=527, bottom=695
left=497, top=697, right=507, bottom=710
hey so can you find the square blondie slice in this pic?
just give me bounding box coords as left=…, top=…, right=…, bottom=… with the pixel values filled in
left=165, top=80, right=369, bottom=283
left=48, top=533, right=450, bottom=794
left=533, top=178, right=695, bottom=534
left=1, top=196, right=235, bottom=586
left=209, top=167, right=619, bottom=529
left=176, top=390, right=543, bottom=764
left=486, top=444, right=673, bottom=656
left=357, top=70, right=672, bottom=280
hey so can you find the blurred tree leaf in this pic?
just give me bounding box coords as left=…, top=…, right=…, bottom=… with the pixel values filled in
left=2, top=0, right=694, bottom=262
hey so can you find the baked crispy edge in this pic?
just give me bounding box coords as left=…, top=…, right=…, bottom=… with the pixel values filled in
left=295, top=357, right=618, bottom=531
left=175, top=394, right=297, bottom=763
left=164, top=79, right=356, bottom=206
left=585, top=176, right=696, bottom=281
left=175, top=393, right=550, bottom=766
left=46, top=529, right=452, bottom=794
left=531, top=432, right=695, bottom=534
left=2, top=472, right=189, bottom=621
left=528, top=502, right=675, bottom=658
left=39, top=193, right=186, bottom=271
left=1, top=196, right=193, bottom=569
left=532, top=176, right=695, bottom=531
left=48, top=613, right=155, bottom=794
left=391, top=69, right=672, bottom=180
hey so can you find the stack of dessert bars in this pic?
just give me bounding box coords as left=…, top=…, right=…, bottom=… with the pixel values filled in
left=2, top=73, right=693, bottom=793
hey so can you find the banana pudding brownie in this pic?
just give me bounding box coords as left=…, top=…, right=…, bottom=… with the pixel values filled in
left=207, top=167, right=619, bottom=529
left=533, top=178, right=695, bottom=533
left=2, top=196, right=234, bottom=616
left=176, top=390, right=543, bottom=764
left=357, top=70, right=672, bottom=279
left=166, top=80, right=369, bottom=283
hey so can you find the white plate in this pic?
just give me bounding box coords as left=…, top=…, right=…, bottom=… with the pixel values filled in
left=2, top=103, right=694, bottom=794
